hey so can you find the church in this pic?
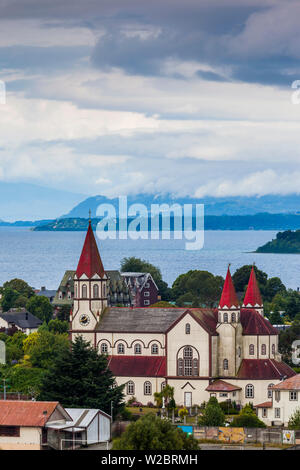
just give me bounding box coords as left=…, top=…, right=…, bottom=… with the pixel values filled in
left=70, top=221, right=296, bottom=408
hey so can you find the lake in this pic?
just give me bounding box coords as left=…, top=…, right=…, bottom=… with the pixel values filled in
left=0, top=228, right=299, bottom=290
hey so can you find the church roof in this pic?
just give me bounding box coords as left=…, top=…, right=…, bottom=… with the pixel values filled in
left=206, top=380, right=241, bottom=392
left=97, top=307, right=218, bottom=335
left=107, top=356, right=166, bottom=377
left=240, top=309, right=278, bottom=335
left=219, top=267, right=240, bottom=309
left=76, top=221, right=105, bottom=278
left=236, top=359, right=296, bottom=380
left=243, top=266, right=263, bottom=307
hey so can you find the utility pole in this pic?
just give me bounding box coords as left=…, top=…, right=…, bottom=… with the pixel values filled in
left=2, top=378, right=10, bottom=400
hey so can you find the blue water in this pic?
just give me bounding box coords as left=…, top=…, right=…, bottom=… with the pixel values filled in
left=0, top=228, right=299, bottom=290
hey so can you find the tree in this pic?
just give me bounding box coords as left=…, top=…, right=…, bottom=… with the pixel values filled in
left=23, top=330, right=69, bottom=369
left=38, top=336, right=125, bottom=416
left=172, top=270, right=224, bottom=307
left=264, top=277, right=286, bottom=303
left=0, top=330, right=26, bottom=363
left=2, top=279, right=34, bottom=299
left=150, top=301, right=174, bottom=308
left=56, top=305, right=71, bottom=322
left=269, top=306, right=283, bottom=325
left=112, top=413, right=199, bottom=450
left=26, top=295, right=53, bottom=323
left=1, top=288, right=20, bottom=312
left=230, top=404, right=266, bottom=428
left=288, top=407, right=300, bottom=430
left=198, top=396, right=225, bottom=426
left=48, top=319, right=69, bottom=334
left=232, top=265, right=267, bottom=295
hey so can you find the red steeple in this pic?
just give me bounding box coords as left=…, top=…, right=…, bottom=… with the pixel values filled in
left=243, top=266, right=263, bottom=307
left=219, top=266, right=240, bottom=309
left=76, top=221, right=105, bottom=278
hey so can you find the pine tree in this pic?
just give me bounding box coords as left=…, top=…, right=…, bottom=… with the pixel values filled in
left=38, top=336, right=125, bottom=416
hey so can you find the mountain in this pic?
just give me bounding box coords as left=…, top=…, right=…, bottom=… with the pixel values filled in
left=62, top=194, right=300, bottom=218
left=0, top=182, right=86, bottom=221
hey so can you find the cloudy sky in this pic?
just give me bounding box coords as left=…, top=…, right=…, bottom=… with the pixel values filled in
left=1, top=0, right=300, bottom=214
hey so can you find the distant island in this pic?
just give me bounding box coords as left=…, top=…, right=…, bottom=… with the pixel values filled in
left=256, top=230, right=300, bottom=253
left=32, top=213, right=300, bottom=232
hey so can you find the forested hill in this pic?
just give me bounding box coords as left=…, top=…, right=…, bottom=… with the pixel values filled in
left=256, top=230, right=300, bottom=253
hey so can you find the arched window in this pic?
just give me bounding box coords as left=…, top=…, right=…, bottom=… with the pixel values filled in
left=134, top=343, right=142, bottom=355
left=238, top=346, right=241, bottom=358
left=272, top=344, right=276, bottom=355
left=268, top=384, right=274, bottom=399
left=231, top=313, right=236, bottom=323
left=185, top=323, right=191, bottom=334
left=127, top=381, right=135, bottom=395
left=100, top=343, right=108, bottom=354
left=103, top=283, right=106, bottom=297
left=151, top=343, right=158, bottom=354
left=261, top=344, right=266, bottom=355
left=82, top=284, right=87, bottom=298
left=245, top=384, right=254, bottom=398
left=183, top=347, right=193, bottom=376
left=223, top=359, right=228, bottom=370
left=223, top=313, right=228, bottom=323
left=249, top=344, right=255, bottom=355
left=144, top=381, right=152, bottom=395
left=93, top=284, right=99, bottom=298
left=74, top=284, right=78, bottom=298
left=117, top=343, right=125, bottom=354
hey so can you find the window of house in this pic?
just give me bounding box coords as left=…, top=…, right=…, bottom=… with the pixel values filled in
left=272, top=344, right=276, bottom=355
left=82, top=284, right=87, bottom=298
left=261, top=344, right=266, bottom=355
left=183, top=347, right=193, bottom=376
left=220, top=392, right=228, bottom=397
left=93, top=284, right=99, bottom=298
left=59, top=292, right=63, bottom=299
left=249, top=344, right=255, bottom=355
left=67, top=291, right=72, bottom=300
left=268, top=384, right=274, bottom=399
left=144, top=300, right=150, bottom=306
left=103, top=284, right=106, bottom=297
left=101, top=343, right=108, bottom=354
left=178, top=358, right=184, bottom=376
left=290, top=391, right=298, bottom=401
left=223, top=359, right=228, bottom=370
left=223, top=313, right=228, bottom=323
left=185, top=323, right=191, bottom=334
left=0, top=426, right=20, bottom=437
left=262, top=408, right=268, bottom=418
left=144, top=381, right=152, bottom=395
left=275, top=391, right=281, bottom=402
left=127, top=381, right=135, bottom=395
left=144, top=291, right=150, bottom=297
left=231, top=313, right=236, bottom=323
left=275, top=408, right=281, bottom=419
left=74, top=285, right=77, bottom=298
left=134, top=343, right=142, bottom=354
left=193, top=358, right=199, bottom=376
left=245, top=384, right=254, bottom=398
left=238, top=347, right=241, bottom=358
left=151, top=344, right=158, bottom=354
left=117, top=343, right=125, bottom=354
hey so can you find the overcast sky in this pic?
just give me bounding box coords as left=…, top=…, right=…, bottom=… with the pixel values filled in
left=0, top=0, right=300, bottom=201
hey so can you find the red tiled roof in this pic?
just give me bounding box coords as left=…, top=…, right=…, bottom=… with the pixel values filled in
left=206, top=380, right=241, bottom=392
left=237, top=359, right=296, bottom=380
left=76, top=221, right=105, bottom=278
left=219, top=267, right=240, bottom=309
left=0, top=401, right=60, bottom=427
left=108, top=355, right=166, bottom=377
left=243, top=266, right=263, bottom=307
left=240, top=308, right=278, bottom=335
left=272, top=374, right=300, bottom=390
left=255, top=401, right=272, bottom=408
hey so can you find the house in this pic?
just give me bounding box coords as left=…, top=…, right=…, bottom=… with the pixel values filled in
left=53, top=269, right=132, bottom=313
left=0, top=400, right=111, bottom=450
left=256, top=374, right=300, bottom=427
left=70, top=222, right=296, bottom=408
left=36, top=287, right=57, bottom=303
left=0, top=309, right=42, bottom=335
left=121, top=272, right=158, bottom=307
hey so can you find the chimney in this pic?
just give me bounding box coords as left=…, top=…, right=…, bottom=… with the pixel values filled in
left=25, top=312, right=28, bottom=321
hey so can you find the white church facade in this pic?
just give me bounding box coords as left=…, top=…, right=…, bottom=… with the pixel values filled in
left=70, top=222, right=296, bottom=408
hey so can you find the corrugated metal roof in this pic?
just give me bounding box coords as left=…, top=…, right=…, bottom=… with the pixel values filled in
left=206, top=380, right=242, bottom=392
left=0, top=310, right=42, bottom=329
left=237, top=359, right=296, bottom=380
left=108, top=355, right=166, bottom=377
left=272, top=374, right=300, bottom=390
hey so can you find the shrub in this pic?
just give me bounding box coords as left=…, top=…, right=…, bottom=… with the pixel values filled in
left=147, top=401, right=155, bottom=408
left=230, top=404, right=266, bottom=428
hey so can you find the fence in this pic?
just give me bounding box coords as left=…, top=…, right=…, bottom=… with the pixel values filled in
left=191, top=426, right=294, bottom=444
left=0, top=392, right=31, bottom=400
